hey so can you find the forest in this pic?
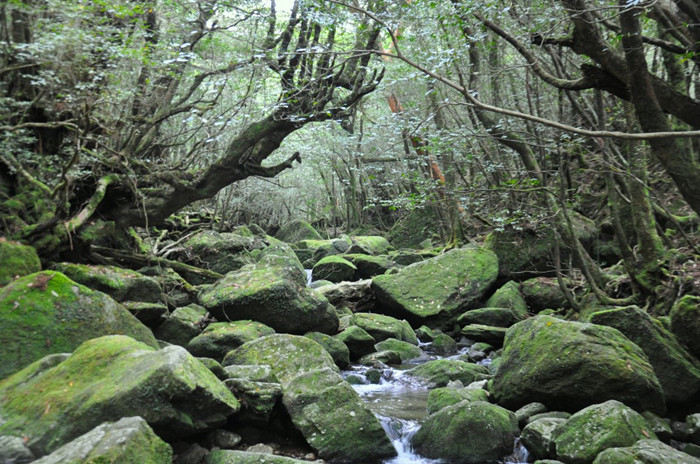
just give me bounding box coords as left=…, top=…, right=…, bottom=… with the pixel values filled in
left=2, top=0, right=700, bottom=463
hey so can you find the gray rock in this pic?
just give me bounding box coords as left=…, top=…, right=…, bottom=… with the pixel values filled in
left=0, top=435, right=35, bottom=463
left=514, top=402, right=548, bottom=427
left=521, top=418, right=566, bottom=460
left=317, top=279, right=376, bottom=314
left=593, top=439, right=700, bottom=464
left=155, top=304, right=208, bottom=346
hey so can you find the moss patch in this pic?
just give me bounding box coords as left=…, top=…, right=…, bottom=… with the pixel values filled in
left=0, top=239, right=41, bottom=286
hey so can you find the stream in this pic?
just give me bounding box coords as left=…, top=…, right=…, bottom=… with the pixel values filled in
left=342, top=345, right=530, bottom=464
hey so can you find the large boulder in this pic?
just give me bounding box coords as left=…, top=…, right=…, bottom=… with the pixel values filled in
left=670, top=295, right=700, bottom=359
left=589, top=305, right=700, bottom=404
left=304, top=332, right=351, bottom=368
left=374, top=338, right=422, bottom=361
left=187, top=320, right=275, bottom=361
left=372, top=247, right=498, bottom=326
left=342, top=254, right=396, bottom=279
left=413, top=401, right=518, bottom=464
left=593, top=439, right=700, bottom=464
left=554, top=400, right=657, bottom=464
left=426, top=386, right=489, bottom=414
left=317, top=280, right=376, bottom=314
left=0, top=239, right=41, bottom=286
left=51, top=263, right=161, bottom=303
left=178, top=229, right=264, bottom=278
left=0, top=271, right=158, bottom=379
left=312, top=256, right=357, bottom=283
left=31, top=417, right=172, bottom=464
left=223, top=334, right=396, bottom=463
left=0, top=335, right=239, bottom=456
left=457, top=307, right=524, bottom=328
left=484, top=281, right=528, bottom=316
left=351, top=312, right=418, bottom=344
left=198, top=263, right=338, bottom=335
left=274, top=219, right=323, bottom=243
left=154, top=303, right=208, bottom=346
left=521, top=277, right=571, bottom=312
left=521, top=417, right=567, bottom=460
left=491, top=315, right=665, bottom=414
left=349, top=236, right=392, bottom=255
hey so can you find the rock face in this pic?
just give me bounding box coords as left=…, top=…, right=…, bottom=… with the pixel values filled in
left=0, top=271, right=158, bottom=379
left=589, top=305, right=700, bottom=404
left=670, top=295, right=700, bottom=359
left=0, top=239, right=41, bottom=286
left=593, top=439, right=700, bottom=464
left=491, top=315, right=665, bottom=414
left=198, top=263, right=338, bottom=335
left=223, top=334, right=396, bottom=463
left=413, top=401, right=518, bottom=464
left=554, top=400, right=657, bottom=464
left=31, top=417, right=172, bottom=464
left=51, top=263, right=162, bottom=303
left=0, top=335, right=239, bottom=456
left=372, top=247, right=498, bottom=326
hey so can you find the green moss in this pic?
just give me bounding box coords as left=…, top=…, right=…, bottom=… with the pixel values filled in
left=374, top=338, right=422, bottom=361
left=351, top=312, right=418, bottom=344
left=0, top=271, right=158, bottom=379
left=349, top=236, right=393, bottom=255
left=670, top=295, right=700, bottom=358
left=426, top=387, right=489, bottom=414
left=312, top=256, right=357, bottom=282
left=51, top=263, right=161, bottom=303
left=407, top=359, right=491, bottom=387
left=187, top=320, right=275, bottom=360
left=0, top=239, right=41, bottom=286
left=485, top=281, right=528, bottom=316
left=275, top=220, right=323, bottom=243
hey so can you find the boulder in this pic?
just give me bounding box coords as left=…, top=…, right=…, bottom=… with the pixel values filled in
left=359, top=350, right=402, bottom=366
left=554, top=400, right=657, bottom=464
left=0, top=239, right=41, bottom=286
left=593, top=439, right=700, bottom=464
left=461, top=324, right=507, bottom=346
left=0, top=335, right=239, bottom=456
left=198, top=264, right=338, bottom=335
left=426, top=386, right=489, bottom=414
left=457, top=307, right=524, bottom=328
left=0, top=435, right=34, bottom=463
left=121, top=301, right=169, bottom=327
left=485, top=281, right=528, bottom=316
left=406, top=359, right=491, bottom=387
left=670, top=295, right=700, bottom=358
left=389, top=250, right=425, bottom=266
left=31, top=416, right=172, bottom=464
left=178, top=229, right=264, bottom=277
left=349, top=236, right=392, bottom=255
left=413, top=401, right=518, bottom=464
left=334, top=325, right=376, bottom=360
left=274, top=219, right=323, bottom=243
left=351, top=312, right=418, bottom=344
left=431, top=333, right=457, bottom=354
left=372, top=247, right=498, bottom=326
left=223, top=334, right=396, bottom=462
left=374, top=338, right=422, bottom=361
left=316, top=279, right=376, bottom=314
left=521, top=418, right=566, bottom=460
left=521, top=277, right=571, bottom=312
left=51, top=263, right=162, bottom=303
left=206, top=449, right=316, bottom=464
left=310, top=237, right=353, bottom=264
left=0, top=271, right=158, bottom=379
left=154, top=304, right=208, bottom=346
left=491, top=316, right=665, bottom=414
left=343, top=254, right=396, bottom=278
left=312, top=256, right=357, bottom=283
left=188, top=321, right=275, bottom=361
left=305, top=331, right=351, bottom=368
left=589, top=305, right=700, bottom=404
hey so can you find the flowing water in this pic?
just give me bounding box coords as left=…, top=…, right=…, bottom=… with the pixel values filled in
left=343, top=348, right=530, bottom=464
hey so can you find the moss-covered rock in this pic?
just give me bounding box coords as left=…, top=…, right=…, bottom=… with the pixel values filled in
left=206, top=450, right=315, bottom=464
left=521, top=417, right=566, bottom=461
left=589, top=305, right=700, bottom=404
left=334, top=325, right=376, bottom=360
left=0, top=271, right=158, bottom=379
left=406, top=359, right=491, bottom=387
left=255, top=240, right=306, bottom=284
left=198, top=264, right=338, bottom=335
left=426, top=386, right=489, bottom=414
left=431, top=333, right=457, bottom=355
left=457, top=307, right=524, bottom=328
left=461, top=324, right=507, bottom=346
left=312, top=255, right=357, bottom=283
left=413, top=400, right=518, bottom=464
left=521, top=277, right=571, bottom=312
left=359, top=350, right=402, bottom=366
left=305, top=331, right=350, bottom=368
left=187, top=321, right=275, bottom=361
left=121, top=301, right=168, bottom=327
left=179, top=230, right=265, bottom=278
left=485, top=281, right=528, bottom=316
left=274, top=219, right=323, bottom=243
left=310, top=237, right=353, bottom=264
left=342, top=253, right=396, bottom=279
left=491, top=316, right=665, bottom=414
left=0, top=239, right=41, bottom=286
left=389, top=250, right=425, bottom=266
left=670, top=295, right=700, bottom=359
left=593, top=439, right=700, bottom=464
left=351, top=312, right=418, bottom=344
left=554, top=400, right=657, bottom=464
left=349, top=236, right=392, bottom=255
left=316, top=279, right=376, bottom=314
left=51, top=263, right=161, bottom=303
left=375, top=338, right=422, bottom=361
left=0, top=335, right=239, bottom=456
left=154, top=304, right=208, bottom=346
left=222, top=334, right=396, bottom=462
left=32, top=416, right=172, bottom=464
left=372, top=247, right=498, bottom=326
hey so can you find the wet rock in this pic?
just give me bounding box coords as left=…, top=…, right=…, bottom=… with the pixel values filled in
left=426, top=386, right=489, bottom=414
left=372, top=247, right=498, bottom=326
left=32, top=417, right=172, bottom=464
left=0, top=239, right=41, bottom=286
left=413, top=400, right=518, bottom=464
left=593, top=439, right=699, bottom=464
left=554, top=400, right=657, bottom=464
left=0, top=335, right=239, bottom=456
left=431, top=333, right=457, bottom=355
left=188, top=320, right=275, bottom=361
left=415, top=325, right=436, bottom=342
left=374, top=338, right=422, bottom=361
left=51, top=263, right=162, bottom=303
left=406, top=359, right=491, bottom=387
left=589, top=305, right=700, bottom=404
left=0, top=271, right=158, bottom=379
left=351, top=312, right=418, bottom=344
left=312, top=256, right=357, bottom=282
left=491, top=315, right=665, bottom=414
left=514, top=402, right=548, bottom=427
